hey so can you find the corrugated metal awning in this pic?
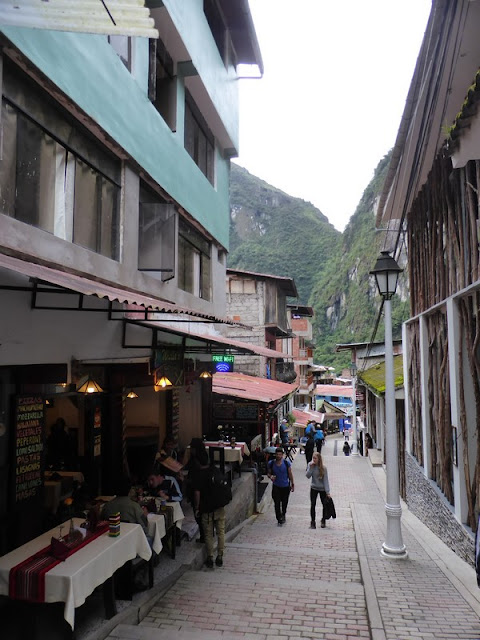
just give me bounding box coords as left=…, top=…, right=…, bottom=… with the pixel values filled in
left=0, top=0, right=158, bottom=38
left=124, top=319, right=289, bottom=359
left=315, top=384, right=353, bottom=398
left=213, top=372, right=297, bottom=403
left=0, top=253, right=236, bottom=324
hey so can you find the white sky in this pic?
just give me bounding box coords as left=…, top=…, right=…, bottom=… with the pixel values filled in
left=235, top=0, right=432, bottom=232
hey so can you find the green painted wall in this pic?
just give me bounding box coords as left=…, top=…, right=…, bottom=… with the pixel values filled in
left=1, top=26, right=232, bottom=249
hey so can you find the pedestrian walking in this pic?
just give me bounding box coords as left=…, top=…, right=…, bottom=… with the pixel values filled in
left=267, top=446, right=294, bottom=526
left=313, top=423, right=324, bottom=452
left=304, top=432, right=315, bottom=468
left=306, top=451, right=330, bottom=529
left=343, top=440, right=351, bottom=456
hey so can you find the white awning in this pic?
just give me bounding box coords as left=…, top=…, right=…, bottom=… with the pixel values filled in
left=0, top=0, right=159, bottom=38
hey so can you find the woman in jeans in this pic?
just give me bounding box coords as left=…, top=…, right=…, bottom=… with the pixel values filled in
left=306, top=451, right=330, bottom=529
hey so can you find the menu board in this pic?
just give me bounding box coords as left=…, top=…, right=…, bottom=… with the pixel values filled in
left=14, top=395, right=45, bottom=503
left=213, top=403, right=235, bottom=420
left=235, top=404, right=258, bottom=421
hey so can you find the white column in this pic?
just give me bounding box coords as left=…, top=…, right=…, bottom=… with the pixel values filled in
left=381, top=297, right=408, bottom=559
left=419, top=315, right=431, bottom=477
left=402, top=322, right=411, bottom=454
left=446, top=297, right=468, bottom=523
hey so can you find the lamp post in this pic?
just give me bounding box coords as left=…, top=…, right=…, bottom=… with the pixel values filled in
left=349, top=362, right=359, bottom=456
left=370, top=251, right=408, bottom=559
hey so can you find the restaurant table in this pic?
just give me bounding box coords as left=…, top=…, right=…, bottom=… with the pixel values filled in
left=0, top=518, right=151, bottom=630
left=147, top=513, right=166, bottom=554
left=203, top=442, right=250, bottom=465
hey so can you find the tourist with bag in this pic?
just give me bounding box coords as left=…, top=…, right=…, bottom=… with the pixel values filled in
left=267, top=446, right=294, bottom=526
left=306, top=452, right=331, bottom=529
left=194, top=461, right=232, bottom=569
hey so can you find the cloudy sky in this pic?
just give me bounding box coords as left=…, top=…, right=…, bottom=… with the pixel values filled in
left=235, top=0, right=432, bottom=232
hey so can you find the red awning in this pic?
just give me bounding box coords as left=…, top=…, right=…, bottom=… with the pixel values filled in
left=292, top=408, right=326, bottom=426
left=212, top=372, right=297, bottom=403
left=315, top=384, right=353, bottom=398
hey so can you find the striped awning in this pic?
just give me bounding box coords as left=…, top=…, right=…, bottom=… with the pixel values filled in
left=0, top=0, right=159, bottom=38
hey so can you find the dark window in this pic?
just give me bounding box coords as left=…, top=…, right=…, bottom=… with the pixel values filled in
left=138, top=182, right=176, bottom=281
left=178, top=217, right=211, bottom=300
left=0, top=62, right=121, bottom=260
left=148, top=38, right=177, bottom=131
left=184, top=92, right=214, bottom=184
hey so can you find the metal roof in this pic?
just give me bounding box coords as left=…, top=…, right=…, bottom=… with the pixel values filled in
left=315, top=384, right=353, bottom=398
left=126, top=319, right=289, bottom=359
left=0, top=0, right=159, bottom=38
left=0, top=252, right=236, bottom=324
left=227, top=268, right=298, bottom=298
left=212, top=372, right=297, bottom=403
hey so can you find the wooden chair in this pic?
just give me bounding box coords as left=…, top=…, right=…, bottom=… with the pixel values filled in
left=208, top=446, right=233, bottom=486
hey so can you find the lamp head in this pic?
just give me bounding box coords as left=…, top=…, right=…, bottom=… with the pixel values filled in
left=370, top=250, right=403, bottom=300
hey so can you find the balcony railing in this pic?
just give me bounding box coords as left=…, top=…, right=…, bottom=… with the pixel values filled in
left=298, top=348, right=314, bottom=359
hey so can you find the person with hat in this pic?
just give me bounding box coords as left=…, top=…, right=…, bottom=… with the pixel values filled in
left=267, top=447, right=294, bottom=525
left=279, top=418, right=290, bottom=445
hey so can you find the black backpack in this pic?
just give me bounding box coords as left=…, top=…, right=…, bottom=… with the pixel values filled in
left=202, top=465, right=232, bottom=513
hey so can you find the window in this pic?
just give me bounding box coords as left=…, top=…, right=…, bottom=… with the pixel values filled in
left=178, top=218, right=211, bottom=300
left=138, top=182, right=175, bottom=281
left=184, top=92, right=215, bottom=184
left=0, top=63, right=121, bottom=260
left=108, top=35, right=133, bottom=71
left=203, top=0, right=234, bottom=68
left=148, top=38, right=176, bottom=130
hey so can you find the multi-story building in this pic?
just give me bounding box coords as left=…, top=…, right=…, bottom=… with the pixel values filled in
left=0, top=2, right=263, bottom=547
left=286, top=304, right=315, bottom=407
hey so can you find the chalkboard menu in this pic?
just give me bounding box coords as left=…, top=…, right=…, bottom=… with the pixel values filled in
left=213, top=403, right=235, bottom=420
left=235, top=404, right=258, bottom=421
left=14, top=396, right=45, bottom=503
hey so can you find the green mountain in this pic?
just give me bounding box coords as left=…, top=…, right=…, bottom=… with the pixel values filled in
left=229, top=156, right=408, bottom=371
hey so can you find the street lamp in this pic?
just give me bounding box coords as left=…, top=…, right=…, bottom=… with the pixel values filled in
left=349, top=361, right=359, bottom=456
left=370, top=251, right=408, bottom=559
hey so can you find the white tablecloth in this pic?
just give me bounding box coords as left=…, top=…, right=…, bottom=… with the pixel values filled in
left=0, top=518, right=151, bottom=629
left=147, top=513, right=166, bottom=554
left=204, top=441, right=250, bottom=457
left=204, top=444, right=245, bottom=465
left=152, top=500, right=185, bottom=531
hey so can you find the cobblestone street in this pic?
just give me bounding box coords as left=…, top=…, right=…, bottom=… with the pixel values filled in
left=107, top=437, right=480, bottom=640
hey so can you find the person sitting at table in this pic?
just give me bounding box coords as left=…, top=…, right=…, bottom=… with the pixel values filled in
left=147, top=467, right=183, bottom=502
left=103, top=476, right=149, bottom=536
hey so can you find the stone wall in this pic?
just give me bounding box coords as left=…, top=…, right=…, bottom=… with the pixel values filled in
left=405, top=452, right=475, bottom=565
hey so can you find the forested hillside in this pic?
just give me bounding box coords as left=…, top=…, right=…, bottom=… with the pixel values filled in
left=229, top=156, right=409, bottom=370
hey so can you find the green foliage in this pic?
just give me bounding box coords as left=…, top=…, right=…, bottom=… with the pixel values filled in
left=228, top=154, right=410, bottom=371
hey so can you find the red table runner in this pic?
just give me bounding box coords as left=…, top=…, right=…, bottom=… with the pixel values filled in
left=9, top=522, right=109, bottom=603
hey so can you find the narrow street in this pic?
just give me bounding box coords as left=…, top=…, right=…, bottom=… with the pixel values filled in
left=105, top=437, right=480, bottom=640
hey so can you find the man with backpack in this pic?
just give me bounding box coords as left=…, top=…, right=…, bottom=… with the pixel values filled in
left=194, top=463, right=232, bottom=568
left=267, top=447, right=295, bottom=525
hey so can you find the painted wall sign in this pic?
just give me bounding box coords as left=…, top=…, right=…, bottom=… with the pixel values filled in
left=14, top=395, right=45, bottom=503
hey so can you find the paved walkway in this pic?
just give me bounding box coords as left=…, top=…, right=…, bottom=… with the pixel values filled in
left=106, top=437, right=480, bottom=640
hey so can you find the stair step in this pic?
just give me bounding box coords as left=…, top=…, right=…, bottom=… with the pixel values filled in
left=109, top=624, right=225, bottom=639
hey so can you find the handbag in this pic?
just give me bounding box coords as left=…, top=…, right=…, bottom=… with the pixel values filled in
left=324, top=496, right=336, bottom=520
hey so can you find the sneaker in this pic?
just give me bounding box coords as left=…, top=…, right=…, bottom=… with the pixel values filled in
left=215, top=556, right=223, bottom=567
left=310, top=521, right=316, bottom=529
left=205, top=557, right=214, bottom=568
left=277, top=521, right=283, bottom=526
left=281, top=515, right=286, bottom=523
left=321, top=520, right=326, bottom=528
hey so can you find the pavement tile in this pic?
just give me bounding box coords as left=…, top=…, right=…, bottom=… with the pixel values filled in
left=105, top=437, right=480, bottom=640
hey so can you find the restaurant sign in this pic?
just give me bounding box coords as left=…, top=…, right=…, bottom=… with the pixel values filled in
left=14, top=395, right=45, bottom=503
left=212, top=354, right=234, bottom=373
left=154, top=348, right=185, bottom=386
